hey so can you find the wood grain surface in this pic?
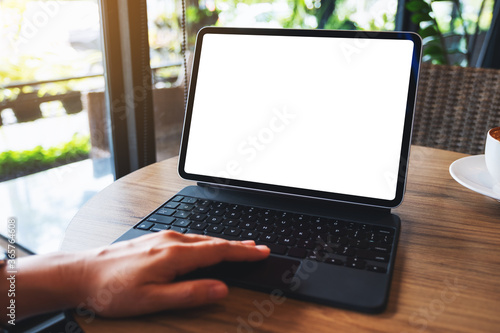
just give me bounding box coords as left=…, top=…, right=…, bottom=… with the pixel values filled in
left=61, top=146, right=500, bottom=333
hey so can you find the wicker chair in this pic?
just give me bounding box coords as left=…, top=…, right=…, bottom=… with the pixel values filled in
left=412, top=63, right=500, bottom=155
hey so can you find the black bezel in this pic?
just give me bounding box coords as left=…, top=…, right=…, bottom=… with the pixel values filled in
left=178, top=27, right=422, bottom=209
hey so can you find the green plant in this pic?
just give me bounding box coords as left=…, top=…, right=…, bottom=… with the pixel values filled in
left=406, top=0, right=489, bottom=65
left=283, top=0, right=357, bottom=29
left=0, top=133, right=91, bottom=182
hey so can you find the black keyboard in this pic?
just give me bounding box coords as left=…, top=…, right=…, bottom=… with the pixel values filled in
left=134, top=195, right=395, bottom=274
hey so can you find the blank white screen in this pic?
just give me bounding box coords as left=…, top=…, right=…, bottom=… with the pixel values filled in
left=184, top=33, right=414, bottom=200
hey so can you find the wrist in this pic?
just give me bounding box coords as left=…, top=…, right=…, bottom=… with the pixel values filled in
left=16, top=251, right=88, bottom=320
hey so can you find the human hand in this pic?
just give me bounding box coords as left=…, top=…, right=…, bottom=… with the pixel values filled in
left=70, top=231, right=270, bottom=318
left=7, top=231, right=269, bottom=323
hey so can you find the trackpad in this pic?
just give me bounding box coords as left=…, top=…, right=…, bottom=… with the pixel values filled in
left=181, top=256, right=300, bottom=291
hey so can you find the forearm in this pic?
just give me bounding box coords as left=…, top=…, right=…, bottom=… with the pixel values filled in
left=1, top=252, right=86, bottom=325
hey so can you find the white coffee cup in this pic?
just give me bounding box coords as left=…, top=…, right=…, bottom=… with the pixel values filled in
left=485, top=127, right=500, bottom=185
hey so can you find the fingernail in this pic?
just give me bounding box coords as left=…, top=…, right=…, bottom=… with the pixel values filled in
left=256, top=245, right=270, bottom=252
left=209, top=283, right=228, bottom=300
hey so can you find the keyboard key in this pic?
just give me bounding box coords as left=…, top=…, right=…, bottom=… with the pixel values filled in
left=240, top=221, right=256, bottom=230
left=242, top=214, right=258, bottom=222
left=197, top=200, right=213, bottom=207
left=190, top=214, right=207, bottom=222
left=295, top=214, right=311, bottom=223
left=164, top=202, right=180, bottom=209
left=227, top=211, right=242, bottom=219
left=338, top=247, right=355, bottom=257
left=207, top=225, right=225, bottom=234
left=178, top=204, right=195, bottom=211
left=313, top=225, right=327, bottom=232
left=346, top=222, right=359, bottom=230
left=311, top=232, right=328, bottom=242
left=241, top=230, right=259, bottom=240
left=380, top=234, right=394, bottom=244
left=257, top=224, right=275, bottom=232
left=311, top=217, right=327, bottom=225
left=245, top=207, right=261, bottom=215
left=296, top=239, right=316, bottom=250
left=228, top=204, right=243, bottom=212
left=174, top=211, right=191, bottom=219
left=359, top=224, right=372, bottom=232
left=288, top=247, right=307, bottom=259
left=260, top=216, right=275, bottom=224
left=348, top=230, right=367, bottom=239
left=260, top=233, right=278, bottom=243
left=171, top=195, right=184, bottom=202
left=157, top=208, right=176, bottom=216
left=223, top=227, right=242, bottom=237
left=194, top=206, right=210, bottom=214
left=214, top=202, right=228, bottom=209
left=332, top=220, right=345, bottom=228
left=170, top=226, right=188, bottom=233
left=276, top=219, right=292, bottom=227
left=223, top=219, right=240, bottom=226
left=151, top=225, right=170, bottom=232
left=367, top=265, right=387, bottom=273
left=190, top=222, right=208, bottom=230
left=349, top=239, right=369, bottom=249
left=295, top=222, right=311, bottom=230
left=278, top=236, right=296, bottom=246
left=211, top=209, right=225, bottom=216
left=276, top=227, right=292, bottom=236
left=182, top=197, right=197, bottom=204
left=147, top=215, right=175, bottom=225
left=373, top=254, right=389, bottom=262
left=262, top=209, right=277, bottom=218
left=356, top=249, right=389, bottom=262
left=207, top=216, right=223, bottom=224
left=371, top=245, right=391, bottom=253
left=332, top=228, right=346, bottom=236
left=293, top=230, right=310, bottom=239
left=319, top=241, right=340, bottom=253
left=136, top=222, right=154, bottom=230
left=331, top=236, right=348, bottom=246
left=368, top=232, right=380, bottom=243
left=307, top=250, right=326, bottom=262
left=173, top=219, right=191, bottom=227
left=325, top=258, right=343, bottom=265
left=374, top=227, right=395, bottom=236
left=346, top=257, right=366, bottom=269
left=277, top=211, right=293, bottom=219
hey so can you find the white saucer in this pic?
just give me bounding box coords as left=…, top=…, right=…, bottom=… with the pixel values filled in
left=449, top=155, right=500, bottom=201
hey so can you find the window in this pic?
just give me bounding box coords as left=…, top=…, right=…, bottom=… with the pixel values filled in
left=0, top=0, right=113, bottom=253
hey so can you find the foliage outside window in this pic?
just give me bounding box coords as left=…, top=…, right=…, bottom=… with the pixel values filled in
left=406, top=0, right=494, bottom=65
left=0, top=134, right=91, bottom=181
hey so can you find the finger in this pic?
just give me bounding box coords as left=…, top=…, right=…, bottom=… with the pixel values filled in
left=152, top=230, right=233, bottom=244
left=168, top=232, right=257, bottom=246
left=169, top=241, right=270, bottom=276
left=136, top=280, right=229, bottom=314
left=147, top=230, right=260, bottom=248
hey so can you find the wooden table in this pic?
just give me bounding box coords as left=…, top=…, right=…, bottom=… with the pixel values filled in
left=61, top=146, right=500, bottom=332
